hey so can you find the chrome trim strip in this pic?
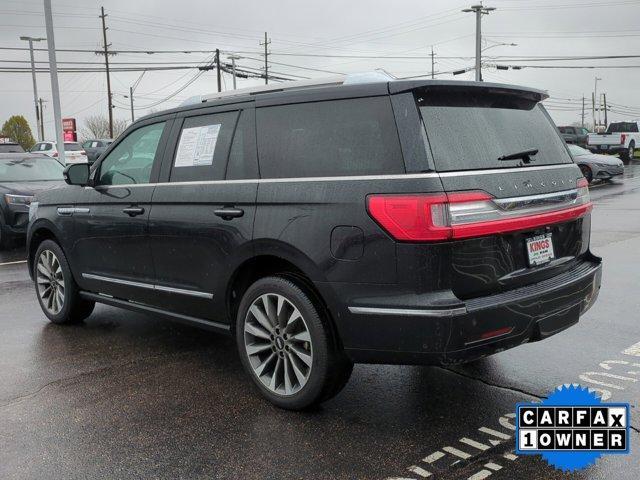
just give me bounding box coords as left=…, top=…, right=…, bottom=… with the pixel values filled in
left=438, top=164, right=575, bottom=177
left=57, top=207, right=91, bottom=216
left=82, top=273, right=213, bottom=299
left=83, top=273, right=154, bottom=290
left=493, top=188, right=578, bottom=205
left=56, top=207, right=74, bottom=216
left=90, top=172, right=441, bottom=189
left=155, top=284, right=213, bottom=299
left=348, top=306, right=467, bottom=317
left=84, top=164, right=576, bottom=190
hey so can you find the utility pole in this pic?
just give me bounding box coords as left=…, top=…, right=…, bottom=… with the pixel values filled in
left=591, top=92, right=596, bottom=131
left=38, top=98, right=46, bottom=140
left=228, top=54, right=241, bottom=89
left=19, top=36, right=46, bottom=141
left=129, top=86, right=134, bottom=123
left=99, top=6, right=114, bottom=138
left=430, top=46, right=435, bottom=79
left=43, top=0, right=64, bottom=163
left=260, top=32, right=271, bottom=84
left=215, top=48, right=222, bottom=92
left=462, top=4, right=496, bottom=82
left=603, top=93, right=608, bottom=128
left=593, top=76, right=601, bottom=130
left=581, top=96, right=585, bottom=128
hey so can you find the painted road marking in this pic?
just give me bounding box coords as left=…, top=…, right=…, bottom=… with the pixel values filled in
left=468, top=470, right=492, bottom=480
left=407, top=465, right=431, bottom=477
left=0, top=260, right=27, bottom=266
left=442, top=446, right=472, bottom=459
left=460, top=437, right=491, bottom=451
left=478, top=427, right=511, bottom=440
left=422, top=451, right=445, bottom=464
left=387, top=340, right=640, bottom=480
left=623, top=341, right=640, bottom=356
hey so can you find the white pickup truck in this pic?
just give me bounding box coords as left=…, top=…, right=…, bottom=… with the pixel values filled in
left=587, top=121, right=639, bottom=163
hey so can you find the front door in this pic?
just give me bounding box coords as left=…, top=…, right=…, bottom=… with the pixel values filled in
left=148, top=106, right=258, bottom=321
left=72, top=118, right=173, bottom=303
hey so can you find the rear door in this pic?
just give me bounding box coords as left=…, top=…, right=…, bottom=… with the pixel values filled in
left=148, top=103, right=258, bottom=321
left=415, top=86, right=588, bottom=299
left=72, top=117, right=172, bottom=304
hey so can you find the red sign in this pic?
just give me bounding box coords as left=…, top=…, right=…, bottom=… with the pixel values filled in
left=62, top=118, right=76, bottom=132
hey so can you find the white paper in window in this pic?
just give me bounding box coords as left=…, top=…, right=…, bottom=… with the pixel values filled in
left=174, top=124, right=221, bottom=167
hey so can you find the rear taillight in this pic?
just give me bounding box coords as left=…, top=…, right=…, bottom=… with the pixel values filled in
left=52, top=152, right=58, bottom=157
left=368, top=182, right=592, bottom=242
left=620, top=134, right=626, bottom=145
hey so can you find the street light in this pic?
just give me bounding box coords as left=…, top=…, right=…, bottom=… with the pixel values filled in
left=20, top=36, right=46, bottom=141
left=123, top=70, right=146, bottom=124
left=481, top=42, right=517, bottom=52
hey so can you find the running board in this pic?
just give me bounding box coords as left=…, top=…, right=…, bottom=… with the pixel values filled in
left=79, top=291, right=231, bottom=335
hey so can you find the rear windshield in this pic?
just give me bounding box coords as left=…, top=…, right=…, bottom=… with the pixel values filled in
left=64, top=142, right=82, bottom=151
left=0, top=144, right=24, bottom=153
left=607, top=122, right=638, bottom=133
left=418, top=90, right=572, bottom=171
left=0, top=156, right=64, bottom=181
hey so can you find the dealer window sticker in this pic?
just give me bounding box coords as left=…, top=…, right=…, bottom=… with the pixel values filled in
left=174, top=124, right=221, bottom=168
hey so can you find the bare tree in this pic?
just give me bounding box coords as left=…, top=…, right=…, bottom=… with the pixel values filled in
left=79, top=115, right=127, bottom=141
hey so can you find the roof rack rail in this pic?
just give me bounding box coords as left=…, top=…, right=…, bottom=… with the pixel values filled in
left=198, top=71, right=395, bottom=104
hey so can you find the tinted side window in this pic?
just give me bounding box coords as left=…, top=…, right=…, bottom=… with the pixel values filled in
left=42, top=143, right=51, bottom=151
left=170, top=111, right=238, bottom=182
left=226, top=110, right=258, bottom=180
left=257, top=97, right=404, bottom=178
left=98, top=122, right=165, bottom=186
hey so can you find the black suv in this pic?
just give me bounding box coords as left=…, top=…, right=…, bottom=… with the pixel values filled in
left=27, top=78, right=602, bottom=409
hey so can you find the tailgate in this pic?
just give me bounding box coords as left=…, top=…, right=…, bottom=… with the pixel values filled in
left=439, top=165, right=590, bottom=299
left=413, top=84, right=592, bottom=299
left=588, top=133, right=621, bottom=145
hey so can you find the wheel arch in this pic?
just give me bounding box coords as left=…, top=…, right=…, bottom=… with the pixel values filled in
left=27, top=221, right=62, bottom=280
left=227, top=242, right=343, bottom=349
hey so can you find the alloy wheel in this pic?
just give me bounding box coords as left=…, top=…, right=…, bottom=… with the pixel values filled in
left=243, top=293, right=313, bottom=396
left=36, top=249, right=65, bottom=315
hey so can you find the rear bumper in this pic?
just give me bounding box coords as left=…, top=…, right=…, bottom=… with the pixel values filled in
left=587, top=145, right=624, bottom=154
left=334, top=256, right=602, bottom=365
left=594, top=165, right=624, bottom=179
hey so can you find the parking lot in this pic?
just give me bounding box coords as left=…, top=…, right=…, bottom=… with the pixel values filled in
left=1, top=166, right=640, bottom=480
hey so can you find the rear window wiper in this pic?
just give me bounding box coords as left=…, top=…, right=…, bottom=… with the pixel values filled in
left=498, top=148, right=539, bottom=163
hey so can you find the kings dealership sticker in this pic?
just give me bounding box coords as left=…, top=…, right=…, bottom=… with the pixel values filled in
left=515, top=384, right=630, bottom=472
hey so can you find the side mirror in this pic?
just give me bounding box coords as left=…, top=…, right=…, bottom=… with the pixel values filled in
left=63, top=163, right=90, bottom=186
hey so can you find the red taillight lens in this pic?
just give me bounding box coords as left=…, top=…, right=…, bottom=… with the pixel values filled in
left=52, top=152, right=58, bottom=157
left=367, top=194, right=451, bottom=241
left=620, top=134, right=626, bottom=145
left=368, top=185, right=592, bottom=242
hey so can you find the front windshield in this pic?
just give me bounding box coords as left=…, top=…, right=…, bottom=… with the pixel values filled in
left=567, top=144, right=590, bottom=156
left=0, top=156, right=64, bottom=182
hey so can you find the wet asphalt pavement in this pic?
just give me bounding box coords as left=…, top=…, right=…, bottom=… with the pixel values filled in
left=2, top=166, right=640, bottom=480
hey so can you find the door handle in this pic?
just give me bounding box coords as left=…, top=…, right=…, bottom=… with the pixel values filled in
left=214, top=207, right=244, bottom=220
left=122, top=206, right=145, bottom=217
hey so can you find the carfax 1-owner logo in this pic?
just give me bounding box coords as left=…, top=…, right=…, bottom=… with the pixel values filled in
left=515, top=384, right=630, bottom=471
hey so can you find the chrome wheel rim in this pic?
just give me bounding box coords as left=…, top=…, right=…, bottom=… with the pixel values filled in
left=36, top=250, right=65, bottom=315
left=630, top=146, right=634, bottom=158
left=243, top=293, right=313, bottom=396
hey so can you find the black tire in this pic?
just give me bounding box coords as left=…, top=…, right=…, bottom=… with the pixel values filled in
left=33, top=239, right=95, bottom=324
left=579, top=164, right=593, bottom=184
left=236, top=275, right=352, bottom=410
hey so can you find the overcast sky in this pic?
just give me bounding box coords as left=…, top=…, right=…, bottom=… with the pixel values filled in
left=1, top=0, right=639, bottom=140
